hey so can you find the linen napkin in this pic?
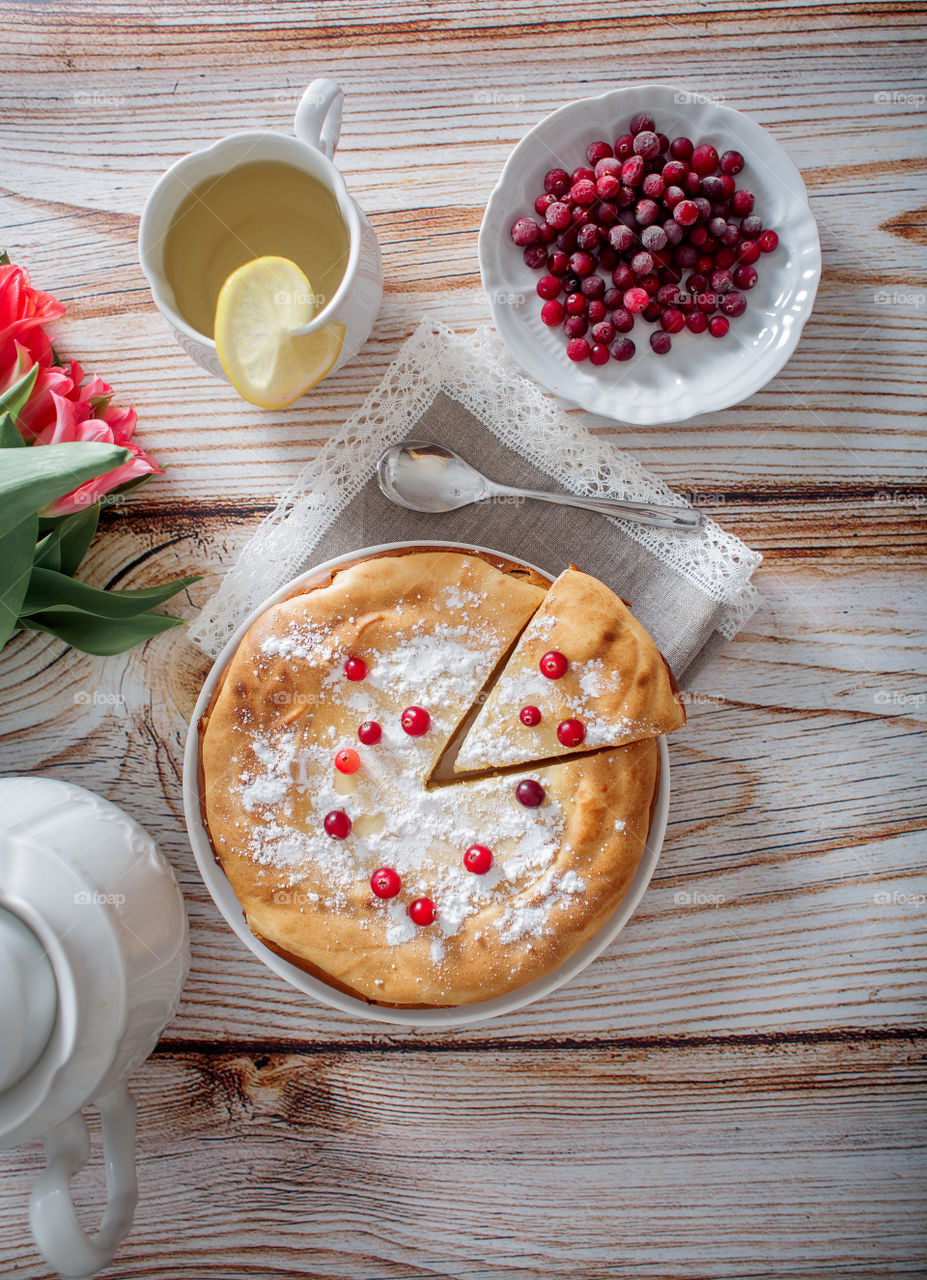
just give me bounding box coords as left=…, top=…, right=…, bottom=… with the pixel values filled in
left=191, top=321, right=761, bottom=683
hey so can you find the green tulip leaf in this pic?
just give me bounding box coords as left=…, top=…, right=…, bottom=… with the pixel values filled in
left=17, top=607, right=185, bottom=656
left=20, top=567, right=200, bottom=619
left=0, top=442, right=130, bottom=540
left=42, top=505, right=101, bottom=578
left=0, top=412, right=25, bottom=449
left=0, top=363, right=39, bottom=427
left=0, top=513, right=38, bottom=650
left=33, top=530, right=61, bottom=572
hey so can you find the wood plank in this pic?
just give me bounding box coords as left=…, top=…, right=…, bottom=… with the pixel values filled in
left=1, top=1035, right=924, bottom=1278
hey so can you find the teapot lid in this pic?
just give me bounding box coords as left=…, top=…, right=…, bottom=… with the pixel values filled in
left=0, top=829, right=126, bottom=1150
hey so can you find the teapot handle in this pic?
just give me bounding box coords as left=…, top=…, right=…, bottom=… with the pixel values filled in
left=29, top=1083, right=138, bottom=1279
left=294, top=77, right=344, bottom=159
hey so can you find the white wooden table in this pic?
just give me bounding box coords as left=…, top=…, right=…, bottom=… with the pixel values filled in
left=2, top=3, right=926, bottom=1276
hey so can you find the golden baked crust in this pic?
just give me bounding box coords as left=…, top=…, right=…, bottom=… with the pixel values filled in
left=455, top=565, right=685, bottom=771
left=199, top=548, right=664, bottom=1008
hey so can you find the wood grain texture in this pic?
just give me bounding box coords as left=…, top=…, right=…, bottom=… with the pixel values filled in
left=1, top=1, right=926, bottom=1276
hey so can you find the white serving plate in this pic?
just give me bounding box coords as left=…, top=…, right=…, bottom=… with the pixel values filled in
left=479, top=83, right=821, bottom=425
left=183, top=541, right=670, bottom=1029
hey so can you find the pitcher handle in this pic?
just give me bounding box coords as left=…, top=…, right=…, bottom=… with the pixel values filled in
left=29, top=1083, right=138, bottom=1279
left=294, top=78, right=344, bottom=159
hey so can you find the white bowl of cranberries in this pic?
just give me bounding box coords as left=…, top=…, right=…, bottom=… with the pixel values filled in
left=479, top=84, right=821, bottom=425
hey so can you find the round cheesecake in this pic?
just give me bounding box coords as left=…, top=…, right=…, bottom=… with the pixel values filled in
left=198, top=547, right=662, bottom=1007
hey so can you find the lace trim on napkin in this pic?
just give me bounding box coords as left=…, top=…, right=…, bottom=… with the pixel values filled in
left=191, top=320, right=761, bottom=656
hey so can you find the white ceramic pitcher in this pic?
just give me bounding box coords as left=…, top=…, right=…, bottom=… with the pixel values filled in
left=138, top=77, right=383, bottom=384
left=0, top=777, right=189, bottom=1279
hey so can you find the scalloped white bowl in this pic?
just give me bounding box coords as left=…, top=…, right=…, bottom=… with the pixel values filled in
left=479, top=84, right=821, bottom=425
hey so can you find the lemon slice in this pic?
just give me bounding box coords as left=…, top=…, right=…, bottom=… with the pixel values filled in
left=214, top=256, right=345, bottom=409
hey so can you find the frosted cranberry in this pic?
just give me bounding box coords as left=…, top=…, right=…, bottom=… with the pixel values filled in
left=581, top=274, right=605, bottom=299
left=641, top=225, right=668, bottom=252
left=596, top=202, right=618, bottom=228
left=731, top=189, right=754, bottom=217
left=660, top=307, right=685, bottom=334
left=570, top=252, right=596, bottom=278
left=642, top=299, right=661, bottom=322
left=574, top=224, right=599, bottom=252
left=586, top=139, right=613, bottom=165
left=691, top=144, right=719, bottom=176
left=571, top=205, right=593, bottom=227
left=623, top=287, right=649, bottom=313
left=696, top=290, right=718, bottom=313
left=633, top=130, right=660, bottom=158
left=674, top=244, right=698, bottom=268
left=556, top=226, right=579, bottom=253
left=371, top=867, right=401, bottom=899
left=693, top=196, right=712, bottom=222
left=537, top=274, right=561, bottom=300
left=660, top=160, right=686, bottom=185
left=708, top=216, right=727, bottom=239
left=663, top=219, right=683, bottom=246
left=545, top=201, right=572, bottom=230
left=511, top=217, right=541, bottom=246
left=641, top=173, right=665, bottom=200
left=708, top=315, right=729, bottom=338
left=591, top=320, right=616, bottom=345
left=516, top=779, right=545, bottom=808
left=663, top=184, right=685, bottom=211
left=523, top=244, right=548, bottom=270
left=733, top=264, right=757, bottom=290
left=614, top=132, right=634, bottom=159
left=408, top=897, right=435, bottom=926
left=358, top=720, right=382, bottom=745
left=635, top=198, right=660, bottom=227
left=335, top=748, right=361, bottom=775
left=683, top=170, right=701, bottom=194
left=736, top=239, right=761, bottom=265
left=721, top=223, right=740, bottom=248
left=739, top=215, right=762, bottom=240
left=464, top=844, right=493, bottom=875
left=344, top=657, right=367, bottom=681
left=611, top=336, right=636, bottom=361
left=674, top=199, right=699, bottom=226
left=630, top=250, right=654, bottom=276
left=324, top=810, right=351, bottom=839
left=595, top=156, right=621, bottom=178
left=656, top=282, right=679, bottom=307
left=540, top=649, right=569, bottom=679
left=620, top=156, right=645, bottom=187
left=596, top=173, right=621, bottom=201
left=603, top=287, right=623, bottom=310
left=556, top=718, right=586, bottom=748
left=563, top=316, right=588, bottom=338
left=720, top=149, right=744, bottom=175
left=611, top=308, right=634, bottom=334
left=685, top=310, right=708, bottom=334
left=589, top=342, right=610, bottom=366
left=670, top=135, right=693, bottom=161
left=520, top=705, right=542, bottom=726
left=586, top=299, right=606, bottom=324
left=609, top=224, right=637, bottom=253
left=544, top=168, right=571, bottom=197
left=616, top=183, right=635, bottom=209
left=720, top=290, right=747, bottom=318
left=565, top=292, right=586, bottom=316
left=540, top=299, right=565, bottom=326
left=571, top=166, right=595, bottom=184
left=700, top=176, right=725, bottom=201
left=709, top=268, right=734, bottom=295
left=629, top=112, right=654, bottom=134
left=650, top=331, right=672, bottom=355
left=547, top=251, right=570, bottom=276
left=566, top=337, right=590, bottom=362
left=759, top=229, right=779, bottom=253
left=535, top=193, right=555, bottom=217
left=570, top=179, right=597, bottom=206
left=401, top=706, right=430, bottom=736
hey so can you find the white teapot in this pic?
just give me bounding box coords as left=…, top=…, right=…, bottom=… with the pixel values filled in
left=0, top=777, right=189, bottom=1278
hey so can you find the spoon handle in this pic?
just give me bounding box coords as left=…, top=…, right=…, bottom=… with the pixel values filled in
left=493, top=485, right=703, bottom=532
